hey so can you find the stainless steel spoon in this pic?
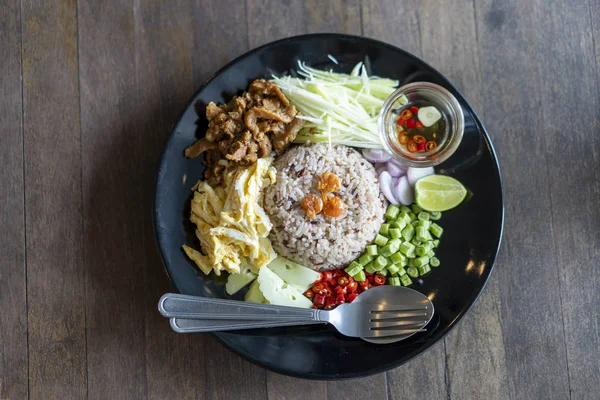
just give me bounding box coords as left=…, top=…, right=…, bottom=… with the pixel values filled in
left=159, top=286, right=434, bottom=343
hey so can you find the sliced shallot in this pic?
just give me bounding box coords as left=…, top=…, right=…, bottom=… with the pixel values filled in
left=394, top=176, right=414, bottom=206
left=407, top=167, right=435, bottom=187
left=362, top=149, right=392, bottom=163
left=386, top=162, right=405, bottom=177
left=378, top=171, right=398, bottom=205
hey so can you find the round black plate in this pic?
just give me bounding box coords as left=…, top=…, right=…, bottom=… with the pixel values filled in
left=154, top=34, right=504, bottom=379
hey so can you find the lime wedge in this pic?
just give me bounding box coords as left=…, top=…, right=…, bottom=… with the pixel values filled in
left=414, top=175, right=467, bottom=212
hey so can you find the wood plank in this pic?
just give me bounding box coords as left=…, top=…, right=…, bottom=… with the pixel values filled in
left=190, top=0, right=250, bottom=86
left=246, top=1, right=386, bottom=396
left=473, top=0, right=571, bottom=398
left=363, top=3, right=446, bottom=399
left=246, top=0, right=362, bottom=48
left=21, top=0, right=87, bottom=398
left=132, top=1, right=266, bottom=399
left=387, top=343, right=447, bottom=400
left=413, top=2, right=511, bottom=399
left=0, top=0, right=28, bottom=399
left=533, top=0, right=600, bottom=398
left=77, top=1, right=147, bottom=398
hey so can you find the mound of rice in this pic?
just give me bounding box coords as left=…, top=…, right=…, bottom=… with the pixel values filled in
left=264, top=144, right=386, bottom=271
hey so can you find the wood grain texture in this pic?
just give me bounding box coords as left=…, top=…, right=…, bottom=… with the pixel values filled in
left=21, top=0, right=87, bottom=398
left=0, top=1, right=28, bottom=399
left=190, top=0, right=249, bottom=86
left=362, top=3, right=447, bottom=399
left=134, top=1, right=266, bottom=399
left=387, top=343, right=447, bottom=400
left=246, top=0, right=362, bottom=48
left=533, top=0, right=600, bottom=398
left=77, top=1, right=147, bottom=398
left=473, top=0, right=571, bottom=399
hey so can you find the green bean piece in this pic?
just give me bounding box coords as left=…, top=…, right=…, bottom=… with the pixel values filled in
left=411, top=204, right=422, bottom=214
left=430, top=257, right=440, bottom=267
left=397, top=266, right=407, bottom=277
left=389, top=276, right=401, bottom=286
left=345, top=262, right=364, bottom=276
left=429, top=223, right=444, bottom=238
left=415, top=246, right=428, bottom=257
left=408, top=211, right=417, bottom=222
left=418, top=212, right=430, bottom=221
left=358, top=254, right=374, bottom=266
left=400, top=205, right=412, bottom=214
left=429, top=211, right=442, bottom=220
left=416, top=220, right=432, bottom=229
left=374, top=234, right=389, bottom=246
left=387, top=264, right=400, bottom=275
left=416, top=226, right=430, bottom=242
left=364, top=262, right=377, bottom=274
left=427, top=250, right=436, bottom=258
left=379, top=223, right=390, bottom=236
left=389, top=228, right=401, bottom=239
left=407, top=258, right=416, bottom=268
left=390, top=251, right=405, bottom=265
left=432, top=239, right=440, bottom=248
left=399, top=242, right=416, bottom=257
left=398, top=211, right=412, bottom=224
left=411, top=238, right=422, bottom=247
left=407, top=266, right=419, bottom=278
left=366, top=244, right=378, bottom=256
left=354, top=270, right=367, bottom=281
left=380, top=244, right=394, bottom=257
left=385, top=205, right=400, bottom=220
left=400, top=274, right=412, bottom=286
left=414, top=256, right=430, bottom=268
left=391, top=219, right=407, bottom=230
left=418, top=264, right=431, bottom=276
left=374, top=255, right=388, bottom=269
left=401, top=224, right=415, bottom=241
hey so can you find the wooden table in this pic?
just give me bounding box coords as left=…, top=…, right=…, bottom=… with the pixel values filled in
left=1, top=1, right=599, bottom=399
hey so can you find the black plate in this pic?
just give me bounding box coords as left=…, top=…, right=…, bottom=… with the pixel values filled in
left=154, top=34, right=504, bottom=379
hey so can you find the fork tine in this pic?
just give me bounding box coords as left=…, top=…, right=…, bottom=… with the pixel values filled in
left=363, top=326, right=427, bottom=338
left=369, top=306, right=429, bottom=319
left=369, top=319, right=429, bottom=329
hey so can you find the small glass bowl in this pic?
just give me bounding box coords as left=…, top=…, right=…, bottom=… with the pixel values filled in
left=378, top=82, right=464, bottom=168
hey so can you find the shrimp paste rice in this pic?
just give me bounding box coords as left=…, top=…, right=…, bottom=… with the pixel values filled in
left=264, top=143, right=386, bottom=271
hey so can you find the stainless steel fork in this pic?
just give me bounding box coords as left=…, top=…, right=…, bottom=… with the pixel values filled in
left=159, top=286, right=434, bottom=341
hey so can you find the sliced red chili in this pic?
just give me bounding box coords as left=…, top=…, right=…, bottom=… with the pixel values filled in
left=426, top=141, right=438, bottom=151
left=416, top=140, right=426, bottom=152
left=415, top=121, right=424, bottom=129
left=400, top=110, right=412, bottom=120
left=335, top=293, right=346, bottom=305
left=398, top=133, right=409, bottom=145
left=373, top=274, right=386, bottom=286
left=410, top=106, right=419, bottom=114
left=314, top=272, right=323, bottom=283
left=311, top=282, right=324, bottom=293
left=322, top=271, right=333, bottom=283
left=313, top=294, right=325, bottom=307
left=406, top=140, right=418, bottom=153
left=346, top=292, right=359, bottom=303
left=406, top=118, right=416, bottom=129
left=334, top=285, right=347, bottom=295
left=358, top=280, right=369, bottom=288
left=324, top=296, right=336, bottom=310
left=413, top=135, right=426, bottom=144
left=304, top=289, right=314, bottom=299
left=346, top=281, right=358, bottom=293
left=338, top=276, right=349, bottom=286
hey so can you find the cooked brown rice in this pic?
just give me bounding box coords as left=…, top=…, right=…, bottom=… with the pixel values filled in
left=264, top=144, right=386, bottom=271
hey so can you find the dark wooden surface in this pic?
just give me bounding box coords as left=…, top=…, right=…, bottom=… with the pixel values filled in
left=1, top=0, right=598, bottom=399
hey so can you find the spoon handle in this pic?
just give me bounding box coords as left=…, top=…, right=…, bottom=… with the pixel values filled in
left=169, top=317, right=325, bottom=333
left=159, top=293, right=322, bottom=321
